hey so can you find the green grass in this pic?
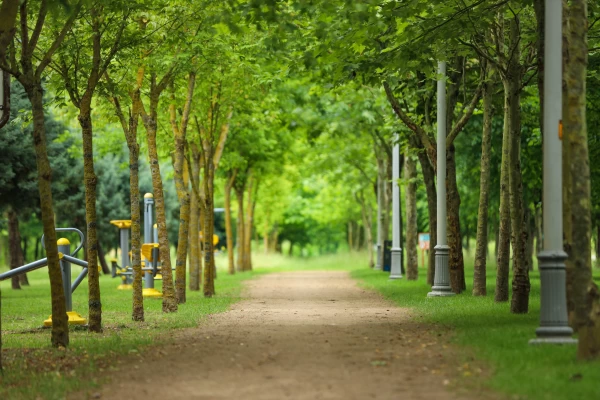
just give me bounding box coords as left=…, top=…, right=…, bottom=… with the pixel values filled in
left=0, top=253, right=267, bottom=399
left=3, top=250, right=600, bottom=400
left=350, top=253, right=600, bottom=400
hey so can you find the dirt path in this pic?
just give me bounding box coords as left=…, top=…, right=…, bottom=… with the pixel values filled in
left=74, top=271, right=492, bottom=400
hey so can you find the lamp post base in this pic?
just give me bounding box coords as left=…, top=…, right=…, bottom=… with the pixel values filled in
left=375, top=244, right=382, bottom=271
left=390, top=247, right=403, bottom=279
left=427, top=245, right=455, bottom=297
left=531, top=250, right=576, bottom=344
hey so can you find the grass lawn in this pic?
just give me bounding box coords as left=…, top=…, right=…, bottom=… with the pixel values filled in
left=0, top=253, right=266, bottom=400
left=350, top=251, right=600, bottom=400
left=2, top=250, right=600, bottom=400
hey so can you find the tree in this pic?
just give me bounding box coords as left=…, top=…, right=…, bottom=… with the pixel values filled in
left=169, top=72, right=195, bottom=303
left=473, top=67, right=495, bottom=296
left=1, top=0, right=83, bottom=348
left=54, top=2, right=130, bottom=331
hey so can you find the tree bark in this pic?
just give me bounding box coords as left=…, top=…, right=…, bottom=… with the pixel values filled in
left=202, top=165, right=216, bottom=296
left=108, top=71, right=144, bottom=321
left=563, top=2, right=576, bottom=323
left=8, top=209, right=22, bottom=290
left=506, top=16, right=530, bottom=314
left=358, top=191, right=375, bottom=268
left=244, top=173, right=255, bottom=271
left=416, top=146, right=437, bottom=286
left=564, top=0, right=595, bottom=338
left=447, top=145, right=466, bottom=293
left=170, top=73, right=195, bottom=304
left=78, top=105, right=102, bottom=331
left=128, top=136, right=144, bottom=322
left=235, top=184, right=246, bottom=272
left=495, top=75, right=512, bottom=303
left=473, top=72, right=494, bottom=296
left=225, top=171, right=237, bottom=274
left=188, top=146, right=201, bottom=291
left=97, top=240, right=110, bottom=275
left=29, top=84, right=69, bottom=347
left=405, top=154, right=418, bottom=280
left=142, top=79, right=177, bottom=313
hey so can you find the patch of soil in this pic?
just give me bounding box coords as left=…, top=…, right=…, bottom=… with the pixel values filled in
left=70, top=271, right=498, bottom=400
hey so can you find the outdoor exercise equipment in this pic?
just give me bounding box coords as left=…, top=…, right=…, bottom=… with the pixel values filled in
left=109, top=193, right=168, bottom=297
left=0, top=228, right=89, bottom=326
left=110, top=220, right=133, bottom=290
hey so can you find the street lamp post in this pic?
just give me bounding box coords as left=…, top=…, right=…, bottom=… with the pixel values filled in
left=390, top=133, right=403, bottom=279
left=530, top=0, right=576, bottom=345
left=428, top=61, right=454, bottom=297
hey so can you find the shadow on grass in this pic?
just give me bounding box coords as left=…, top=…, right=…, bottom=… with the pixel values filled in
left=351, top=266, right=600, bottom=400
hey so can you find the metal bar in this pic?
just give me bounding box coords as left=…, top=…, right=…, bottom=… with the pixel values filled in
left=0, top=258, right=48, bottom=281
left=71, top=268, right=88, bottom=293
left=62, top=254, right=88, bottom=268
left=41, top=228, right=85, bottom=257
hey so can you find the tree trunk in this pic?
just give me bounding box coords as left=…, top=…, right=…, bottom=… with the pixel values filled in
left=128, top=138, right=144, bottom=322
left=358, top=192, right=375, bottom=268
left=244, top=175, right=255, bottom=271
left=447, top=145, right=466, bottom=293
left=97, top=240, right=110, bottom=275
left=348, top=221, right=353, bottom=252
left=29, top=83, right=69, bottom=347
left=383, top=154, right=392, bottom=250
left=473, top=73, right=494, bottom=296
left=78, top=106, right=103, bottom=331
left=496, top=77, right=512, bottom=303
left=505, top=17, right=530, bottom=314
left=202, top=159, right=216, bottom=297
left=263, top=219, right=269, bottom=254
left=563, top=3, right=576, bottom=323
left=225, top=172, right=236, bottom=274
left=525, top=208, right=535, bottom=271
left=235, top=185, right=246, bottom=271
left=111, top=75, right=145, bottom=321
left=564, top=0, right=596, bottom=341
left=405, top=155, right=418, bottom=280
left=20, top=238, right=29, bottom=285
left=8, top=209, right=22, bottom=289
left=188, top=148, right=201, bottom=291
left=142, top=108, right=177, bottom=313
left=416, top=146, right=437, bottom=286
left=170, top=74, right=195, bottom=304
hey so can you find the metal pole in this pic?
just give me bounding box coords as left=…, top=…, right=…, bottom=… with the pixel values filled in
left=390, top=134, right=403, bottom=279
left=120, top=226, right=130, bottom=269
left=530, top=0, right=576, bottom=344
left=375, top=174, right=383, bottom=270
left=428, top=61, right=454, bottom=297
left=144, top=193, right=155, bottom=289
left=0, top=258, right=48, bottom=281
left=153, top=223, right=158, bottom=243
left=58, top=238, right=72, bottom=312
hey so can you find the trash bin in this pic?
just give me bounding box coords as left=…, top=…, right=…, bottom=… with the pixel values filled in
left=383, top=240, right=392, bottom=272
